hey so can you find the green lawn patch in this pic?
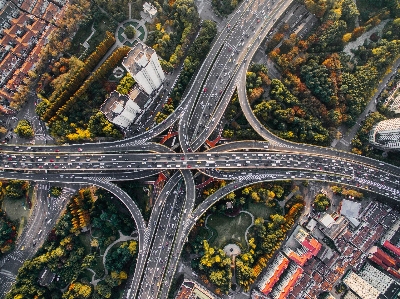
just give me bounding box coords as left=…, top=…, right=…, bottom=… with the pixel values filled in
left=137, top=26, right=145, bottom=41
left=118, top=27, right=125, bottom=42
left=92, top=256, right=105, bottom=279
left=126, top=21, right=139, bottom=27
left=124, top=40, right=137, bottom=47
left=2, top=197, right=30, bottom=221
left=79, top=269, right=94, bottom=284
left=206, top=213, right=252, bottom=248
left=247, top=202, right=272, bottom=220
left=78, top=232, right=92, bottom=255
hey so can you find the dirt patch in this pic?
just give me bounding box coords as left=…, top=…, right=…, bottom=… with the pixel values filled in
left=2, top=197, right=30, bottom=221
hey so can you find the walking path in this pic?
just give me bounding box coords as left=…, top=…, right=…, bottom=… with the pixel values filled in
left=86, top=268, right=102, bottom=286
left=101, top=230, right=138, bottom=275
left=241, top=211, right=254, bottom=247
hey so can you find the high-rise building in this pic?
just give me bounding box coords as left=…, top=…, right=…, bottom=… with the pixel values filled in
left=100, top=91, right=141, bottom=129
left=122, top=42, right=165, bottom=95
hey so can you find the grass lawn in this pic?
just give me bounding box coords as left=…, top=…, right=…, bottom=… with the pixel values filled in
left=126, top=21, right=139, bottom=27
left=124, top=40, right=137, bottom=47
left=137, top=26, right=145, bottom=41
left=79, top=269, right=94, bottom=283
left=247, top=202, right=273, bottom=220
left=207, top=213, right=252, bottom=248
left=2, top=197, right=30, bottom=221
left=92, top=255, right=105, bottom=279
left=78, top=232, right=92, bottom=255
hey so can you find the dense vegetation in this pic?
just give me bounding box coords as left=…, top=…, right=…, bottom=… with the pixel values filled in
left=155, top=20, right=217, bottom=122
left=5, top=188, right=137, bottom=299
left=147, top=0, right=200, bottom=72
left=330, top=185, right=364, bottom=199
left=0, top=209, right=17, bottom=256
left=254, top=0, right=400, bottom=146
left=4, top=180, right=29, bottom=200
left=223, top=92, right=262, bottom=141
left=14, top=120, right=34, bottom=138
left=188, top=181, right=304, bottom=293
left=313, top=193, right=331, bottom=211
left=211, top=0, right=241, bottom=16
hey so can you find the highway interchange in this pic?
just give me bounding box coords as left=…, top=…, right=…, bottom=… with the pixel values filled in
left=1, top=0, right=400, bottom=297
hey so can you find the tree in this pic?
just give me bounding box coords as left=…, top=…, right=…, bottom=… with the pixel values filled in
left=14, top=120, right=34, bottom=138
left=5, top=180, right=29, bottom=199
left=314, top=194, right=330, bottom=211
left=116, top=73, right=135, bottom=95
left=124, top=25, right=136, bottom=39
left=50, top=186, right=63, bottom=197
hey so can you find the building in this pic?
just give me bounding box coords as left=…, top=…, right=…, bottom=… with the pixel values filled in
left=359, top=263, right=400, bottom=299
left=270, top=263, right=303, bottom=299
left=283, top=227, right=321, bottom=266
left=342, top=270, right=381, bottom=299
left=383, top=240, right=400, bottom=258
left=368, top=246, right=398, bottom=269
left=100, top=91, right=141, bottom=129
left=318, top=213, right=349, bottom=240
left=143, top=2, right=157, bottom=18
left=122, top=42, right=165, bottom=95
left=340, top=199, right=361, bottom=227
left=257, top=252, right=290, bottom=295
left=175, top=279, right=220, bottom=299
left=369, top=118, right=400, bottom=151
left=343, top=290, right=363, bottom=299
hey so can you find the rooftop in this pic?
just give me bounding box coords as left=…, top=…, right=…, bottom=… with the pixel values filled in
left=175, top=279, right=220, bottom=299
left=122, top=42, right=156, bottom=76
left=369, top=118, right=400, bottom=150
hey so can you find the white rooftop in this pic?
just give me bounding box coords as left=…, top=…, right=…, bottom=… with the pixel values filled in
left=319, top=213, right=335, bottom=228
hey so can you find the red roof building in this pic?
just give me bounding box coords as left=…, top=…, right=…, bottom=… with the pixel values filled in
left=258, top=253, right=290, bottom=295
left=276, top=266, right=303, bottom=299
left=383, top=240, right=400, bottom=258
left=283, top=228, right=322, bottom=266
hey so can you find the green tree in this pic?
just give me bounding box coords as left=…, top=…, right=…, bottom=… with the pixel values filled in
left=116, top=73, right=135, bottom=94
left=5, top=180, right=29, bottom=199
left=50, top=186, right=63, bottom=197
left=314, top=194, right=330, bottom=211
left=124, top=26, right=136, bottom=39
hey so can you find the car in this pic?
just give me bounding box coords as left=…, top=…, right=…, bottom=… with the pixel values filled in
left=187, top=165, right=191, bottom=168
left=55, top=149, right=59, bottom=152
left=180, top=156, right=185, bottom=160
left=50, top=159, right=54, bottom=162
left=203, top=88, right=207, bottom=92
left=78, top=148, right=82, bottom=152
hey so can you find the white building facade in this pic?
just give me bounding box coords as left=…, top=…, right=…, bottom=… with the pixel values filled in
left=122, top=42, right=165, bottom=95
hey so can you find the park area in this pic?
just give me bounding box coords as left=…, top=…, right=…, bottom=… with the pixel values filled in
left=206, top=212, right=253, bottom=248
